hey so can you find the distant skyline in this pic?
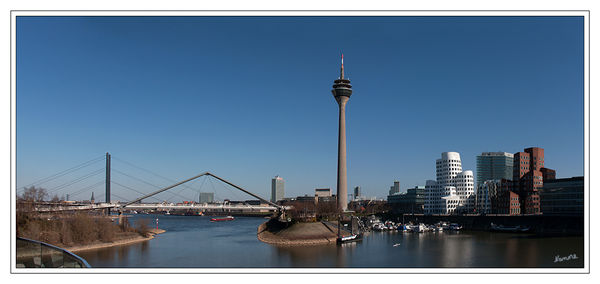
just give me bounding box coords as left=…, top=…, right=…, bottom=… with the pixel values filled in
left=16, top=16, right=584, bottom=201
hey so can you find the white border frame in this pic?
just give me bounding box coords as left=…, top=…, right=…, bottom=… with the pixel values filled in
left=10, top=10, right=590, bottom=274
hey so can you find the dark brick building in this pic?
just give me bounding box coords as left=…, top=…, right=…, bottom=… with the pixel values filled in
left=513, top=147, right=555, bottom=214
left=493, top=190, right=521, bottom=215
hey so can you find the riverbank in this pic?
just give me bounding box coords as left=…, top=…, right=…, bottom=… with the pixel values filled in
left=67, top=228, right=165, bottom=252
left=257, top=219, right=351, bottom=246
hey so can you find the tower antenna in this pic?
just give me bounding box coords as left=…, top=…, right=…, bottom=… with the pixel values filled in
left=340, top=53, right=344, bottom=79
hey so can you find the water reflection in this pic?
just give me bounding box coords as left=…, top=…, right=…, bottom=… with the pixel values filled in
left=76, top=216, right=584, bottom=268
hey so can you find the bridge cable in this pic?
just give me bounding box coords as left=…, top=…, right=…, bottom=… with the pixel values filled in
left=110, top=180, right=164, bottom=203
left=168, top=176, right=198, bottom=201
left=206, top=175, right=221, bottom=201
left=46, top=168, right=105, bottom=194
left=66, top=180, right=105, bottom=199
left=216, top=175, right=246, bottom=201
left=117, top=180, right=191, bottom=203
left=111, top=167, right=201, bottom=202
left=112, top=157, right=201, bottom=192
left=18, top=155, right=105, bottom=191
left=112, top=168, right=164, bottom=190
left=194, top=175, right=209, bottom=202
left=110, top=193, right=130, bottom=203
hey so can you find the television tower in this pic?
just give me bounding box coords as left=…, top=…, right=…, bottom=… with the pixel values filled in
left=331, top=54, right=353, bottom=212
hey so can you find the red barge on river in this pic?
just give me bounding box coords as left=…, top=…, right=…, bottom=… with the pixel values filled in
left=210, top=216, right=235, bottom=222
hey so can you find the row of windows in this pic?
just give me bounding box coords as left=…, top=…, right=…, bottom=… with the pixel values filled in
left=437, top=159, right=461, bottom=164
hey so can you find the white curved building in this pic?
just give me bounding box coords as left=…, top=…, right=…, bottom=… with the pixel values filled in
left=425, top=152, right=475, bottom=214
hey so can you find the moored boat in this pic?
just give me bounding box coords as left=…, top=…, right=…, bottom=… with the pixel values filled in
left=336, top=233, right=363, bottom=244
left=411, top=223, right=426, bottom=233
left=448, top=223, right=462, bottom=231
left=490, top=223, right=530, bottom=232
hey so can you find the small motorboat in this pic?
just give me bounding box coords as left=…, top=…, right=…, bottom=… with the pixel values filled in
left=411, top=223, right=426, bottom=233
left=210, top=216, right=235, bottom=222
left=448, top=223, right=462, bottom=231
left=336, top=234, right=362, bottom=244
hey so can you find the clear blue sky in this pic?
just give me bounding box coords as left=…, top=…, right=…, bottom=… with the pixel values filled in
left=16, top=16, right=584, bottom=202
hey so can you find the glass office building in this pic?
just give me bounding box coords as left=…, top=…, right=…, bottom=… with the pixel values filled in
left=540, top=176, right=584, bottom=216
left=476, top=152, right=514, bottom=186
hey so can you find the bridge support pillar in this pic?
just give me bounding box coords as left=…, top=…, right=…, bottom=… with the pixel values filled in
left=105, top=152, right=111, bottom=215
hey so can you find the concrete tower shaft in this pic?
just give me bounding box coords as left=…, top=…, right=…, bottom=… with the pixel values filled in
left=331, top=54, right=353, bottom=212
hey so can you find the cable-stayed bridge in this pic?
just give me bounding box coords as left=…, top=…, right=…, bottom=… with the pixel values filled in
left=17, top=153, right=285, bottom=215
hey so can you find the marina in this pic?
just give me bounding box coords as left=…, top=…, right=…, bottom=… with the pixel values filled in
left=75, top=215, right=584, bottom=268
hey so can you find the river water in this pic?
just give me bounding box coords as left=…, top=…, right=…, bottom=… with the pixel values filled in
left=76, top=215, right=584, bottom=268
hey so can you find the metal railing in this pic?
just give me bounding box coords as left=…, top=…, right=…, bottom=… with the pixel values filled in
left=16, top=237, right=91, bottom=268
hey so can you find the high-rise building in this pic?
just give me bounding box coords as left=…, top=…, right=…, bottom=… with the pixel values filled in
left=271, top=175, right=285, bottom=203
left=425, top=152, right=475, bottom=214
left=353, top=186, right=361, bottom=199
left=476, top=152, right=514, bottom=187
left=199, top=192, right=214, bottom=203
left=331, top=54, right=353, bottom=212
left=513, top=147, right=554, bottom=214
left=389, top=181, right=401, bottom=196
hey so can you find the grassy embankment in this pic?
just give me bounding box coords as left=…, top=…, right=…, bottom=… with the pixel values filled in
left=16, top=211, right=161, bottom=251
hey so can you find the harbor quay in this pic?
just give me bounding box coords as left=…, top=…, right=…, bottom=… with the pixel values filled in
left=377, top=213, right=584, bottom=236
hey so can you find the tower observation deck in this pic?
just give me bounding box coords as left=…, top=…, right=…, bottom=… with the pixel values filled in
left=331, top=54, right=353, bottom=212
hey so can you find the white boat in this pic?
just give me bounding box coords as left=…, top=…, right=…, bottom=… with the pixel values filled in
left=448, top=223, right=462, bottom=231
left=411, top=223, right=426, bottom=233
left=373, top=223, right=387, bottom=231
left=337, top=234, right=362, bottom=243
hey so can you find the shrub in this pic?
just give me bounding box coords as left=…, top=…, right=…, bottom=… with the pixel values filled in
left=135, top=218, right=151, bottom=237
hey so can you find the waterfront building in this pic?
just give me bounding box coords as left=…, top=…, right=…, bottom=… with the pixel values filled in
left=297, top=194, right=317, bottom=203
left=387, top=186, right=425, bottom=214
left=389, top=181, right=401, bottom=196
left=271, top=175, right=285, bottom=203
left=541, top=167, right=556, bottom=181
left=424, top=180, right=440, bottom=214
left=90, top=192, right=95, bottom=204
left=331, top=54, right=353, bottom=211
left=476, top=180, right=496, bottom=214
left=315, top=188, right=332, bottom=197
left=455, top=171, right=476, bottom=213
left=199, top=192, right=214, bottom=203
left=540, top=176, right=584, bottom=216
left=513, top=147, right=555, bottom=214
left=425, top=152, right=475, bottom=214
left=476, top=152, right=514, bottom=187
left=493, top=190, right=521, bottom=215
left=315, top=188, right=334, bottom=203
left=477, top=179, right=514, bottom=214
left=441, top=187, right=461, bottom=214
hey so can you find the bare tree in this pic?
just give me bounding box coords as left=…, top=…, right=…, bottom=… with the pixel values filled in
left=50, top=194, right=61, bottom=203
left=20, top=186, right=48, bottom=202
